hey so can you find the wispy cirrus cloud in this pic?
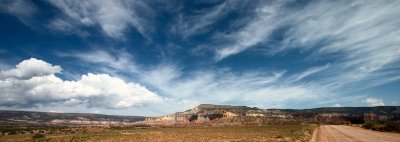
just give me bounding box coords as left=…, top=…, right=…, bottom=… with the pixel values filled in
left=138, top=63, right=337, bottom=109
left=214, top=1, right=285, bottom=60
left=215, top=1, right=400, bottom=59
left=212, top=0, right=400, bottom=91
left=287, top=64, right=330, bottom=82
left=170, top=1, right=237, bottom=39
left=56, top=49, right=139, bottom=76
left=0, top=0, right=37, bottom=26
left=47, top=0, right=153, bottom=39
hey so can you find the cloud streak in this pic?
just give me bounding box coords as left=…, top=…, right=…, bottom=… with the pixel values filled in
left=170, top=1, right=236, bottom=38
left=0, top=0, right=37, bottom=26
left=211, top=0, right=400, bottom=91
left=47, top=0, right=153, bottom=39
left=140, top=64, right=325, bottom=109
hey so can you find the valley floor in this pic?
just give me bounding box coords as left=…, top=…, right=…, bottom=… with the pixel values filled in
left=0, top=125, right=315, bottom=142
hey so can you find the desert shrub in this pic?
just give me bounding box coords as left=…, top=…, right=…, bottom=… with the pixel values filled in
left=362, top=121, right=377, bottom=129
left=348, top=117, right=364, bottom=124
left=8, top=130, right=17, bottom=135
left=32, top=133, right=46, bottom=139
left=382, top=121, right=400, bottom=132
left=362, top=121, right=400, bottom=132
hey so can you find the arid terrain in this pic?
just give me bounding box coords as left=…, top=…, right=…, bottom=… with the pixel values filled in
left=2, top=124, right=400, bottom=142
left=1, top=104, right=399, bottom=141
left=0, top=125, right=316, bottom=142
left=311, top=125, right=400, bottom=142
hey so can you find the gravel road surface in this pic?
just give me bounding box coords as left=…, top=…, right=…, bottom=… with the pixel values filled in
left=311, top=125, right=400, bottom=142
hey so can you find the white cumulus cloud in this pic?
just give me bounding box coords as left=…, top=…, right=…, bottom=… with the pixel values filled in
left=333, top=104, right=342, bottom=107
left=362, top=97, right=385, bottom=106
left=0, top=58, right=62, bottom=79
left=0, top=58, right=162, bottom=109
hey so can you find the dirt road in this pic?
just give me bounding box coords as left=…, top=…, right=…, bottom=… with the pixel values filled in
left=311, top=125, right=400, bottom=142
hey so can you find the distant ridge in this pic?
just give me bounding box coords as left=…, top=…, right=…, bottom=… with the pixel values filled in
left=1, top=105, right=400, bottom=127
left=0, top=110, right=145, bottom=126
left=140, top=104, right=400, bottom=126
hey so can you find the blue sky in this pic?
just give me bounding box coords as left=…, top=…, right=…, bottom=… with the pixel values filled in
left=0, top=0, right=399, bottom=116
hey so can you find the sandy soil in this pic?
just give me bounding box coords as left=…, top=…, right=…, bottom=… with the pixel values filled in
left=311, top=125, right=400, bottom=142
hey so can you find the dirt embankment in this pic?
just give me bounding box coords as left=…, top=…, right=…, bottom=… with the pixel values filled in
left=311, top=125, right=400, bottom=142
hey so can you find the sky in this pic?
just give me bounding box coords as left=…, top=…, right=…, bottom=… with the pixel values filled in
left=0, top=0, right=399, bottom=116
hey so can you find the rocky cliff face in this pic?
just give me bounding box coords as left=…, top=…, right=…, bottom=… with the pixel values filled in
left=142, top=104, right=291, bottom=125
left=140, top=104, right=400, bottom=126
